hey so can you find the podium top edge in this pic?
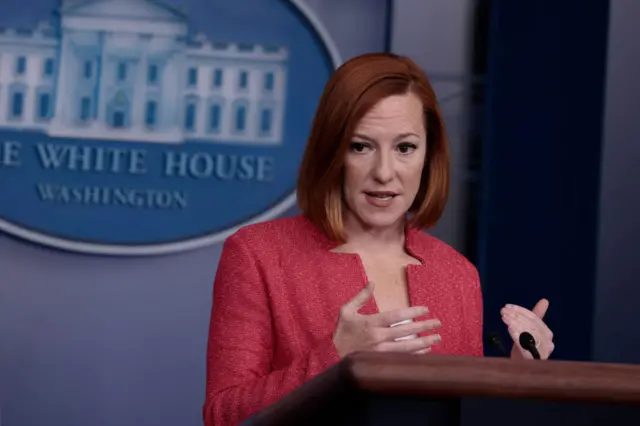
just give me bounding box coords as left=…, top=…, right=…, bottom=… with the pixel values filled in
left=342, top=353, right=640, bottom=404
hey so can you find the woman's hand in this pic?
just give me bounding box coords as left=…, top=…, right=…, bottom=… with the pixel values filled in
left=332, top=282, right=442, bottom=357
left=501, top=298, right=555, bottom=360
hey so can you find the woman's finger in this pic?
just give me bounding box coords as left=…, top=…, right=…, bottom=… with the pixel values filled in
left=374, top=333, right=441, bottom=353
left=372, top=306, right=430, bottom=327
left=502, top=304, right=541, bottom=323
left=384, top=318, right=441, bottom=340
left=502, top=309, right=551, bottom=343
left=503, top=312, right=555, bottom=359
left=502, top=300, right=549, bottom=321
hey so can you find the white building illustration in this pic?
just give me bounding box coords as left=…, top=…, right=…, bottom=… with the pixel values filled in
left=0, top=0, right=289, bottom=145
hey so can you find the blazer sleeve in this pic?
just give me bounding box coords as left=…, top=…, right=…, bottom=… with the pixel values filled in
left=465, top=268, right=485, bottom=357
left=203, top=232, right=341, bottom=426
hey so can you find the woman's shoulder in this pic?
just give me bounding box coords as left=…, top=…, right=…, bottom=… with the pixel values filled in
left=408, top=228, right=479, bottom=280
left=224, top=214, right=318, bottom=251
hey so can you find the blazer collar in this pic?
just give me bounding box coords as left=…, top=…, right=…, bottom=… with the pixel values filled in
left=301, top=214, right=426, bottom=264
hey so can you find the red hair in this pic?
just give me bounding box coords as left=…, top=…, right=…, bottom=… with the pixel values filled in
left=297, top=52, right=450, bottom=242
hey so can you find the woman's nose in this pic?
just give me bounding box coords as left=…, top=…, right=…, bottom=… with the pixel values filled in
left=372, top=151, right=394, bottom=183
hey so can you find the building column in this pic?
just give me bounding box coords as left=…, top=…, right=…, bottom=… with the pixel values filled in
left=166, top=50, right=185, bottom=132
left=133, top=37, right=148, bottom=131
left=52, top=35, right=72, bottom=126
left=96, top=31, right=109, bottom=126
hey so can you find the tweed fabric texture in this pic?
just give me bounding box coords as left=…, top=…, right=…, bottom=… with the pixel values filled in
left=203, top=215, right=483, bottom=425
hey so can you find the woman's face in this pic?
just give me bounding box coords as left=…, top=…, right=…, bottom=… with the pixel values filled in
left=342, top=91, right=426, bottom=231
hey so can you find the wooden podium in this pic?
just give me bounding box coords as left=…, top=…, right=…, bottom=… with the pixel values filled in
left=244, top=352, right=640, bottom=426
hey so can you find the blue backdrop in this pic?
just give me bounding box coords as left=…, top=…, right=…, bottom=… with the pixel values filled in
left=478, top=0, right=610, bottom=361
left=0, top=2, right=390, bottom=426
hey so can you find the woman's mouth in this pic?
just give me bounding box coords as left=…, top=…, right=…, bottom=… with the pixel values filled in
left=364, top=191, right=398, bottom=206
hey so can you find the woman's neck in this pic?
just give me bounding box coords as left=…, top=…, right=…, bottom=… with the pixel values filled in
left=340, top=213, right=406, bottom=254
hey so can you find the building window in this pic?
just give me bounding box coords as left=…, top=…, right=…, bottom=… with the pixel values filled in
left=260, top=108, right=272, bottom=134
left=209, top=103, right=222, bottom=132
left=11, top=92, right=24, bottom=119
left=212, top=69, right=223, bottom=88
left=108, top=91, right=129, bottom=128
left=234, top=102, right=247, bottom=132
left=184, top=97, right=198, bottom=131
left=112, top=111, right=125, bottom=127
left=15, top=56, right=26, bottom=75
left=264, top=72, right=274, bottom=91
left=80, top=97, right=91, bottom=121
left=188, top=67, right=197, bottom=87
left=43, top=58, right=54, bottom=77
left=145, top=100, right=157, bottom=128
left=148, top=64, right=158, bottom=85
left=9, top=83, right=27, bottom=120
left=39, top=93, right=50, bottom=119
left=84, top=60, right=92, bottom=79
left=37, top=91, right=52, bottom=121
left=238, top=70, right=248, bottom=89
left=117, top=62, right=127, bottom=82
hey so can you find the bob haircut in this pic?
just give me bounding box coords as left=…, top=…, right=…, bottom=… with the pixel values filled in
left=297, top=52, right=450, bottom=243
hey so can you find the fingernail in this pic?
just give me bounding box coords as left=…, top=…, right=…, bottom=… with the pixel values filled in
left=434, top=334, right=441, bottom=342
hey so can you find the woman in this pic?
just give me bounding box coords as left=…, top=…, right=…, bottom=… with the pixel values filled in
left=203, top=53, right=555, bottom=425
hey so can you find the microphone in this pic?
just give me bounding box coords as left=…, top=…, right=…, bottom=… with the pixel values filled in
left=519, top=332, right=541, bottom=359
left=486, top=332, right=507, bottom=357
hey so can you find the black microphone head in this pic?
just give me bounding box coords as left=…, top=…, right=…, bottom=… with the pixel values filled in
left=486, top=331, right=507, bottom=356
left=519, top=331, right=536, bottom=349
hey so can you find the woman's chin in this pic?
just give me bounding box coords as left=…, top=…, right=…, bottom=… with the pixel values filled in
left=356, top=211, right=405, bottom=230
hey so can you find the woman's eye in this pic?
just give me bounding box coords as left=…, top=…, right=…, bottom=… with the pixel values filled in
left=350, top=142, right=370, bottom=153
left=397, top=143, right=417, bottom=154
